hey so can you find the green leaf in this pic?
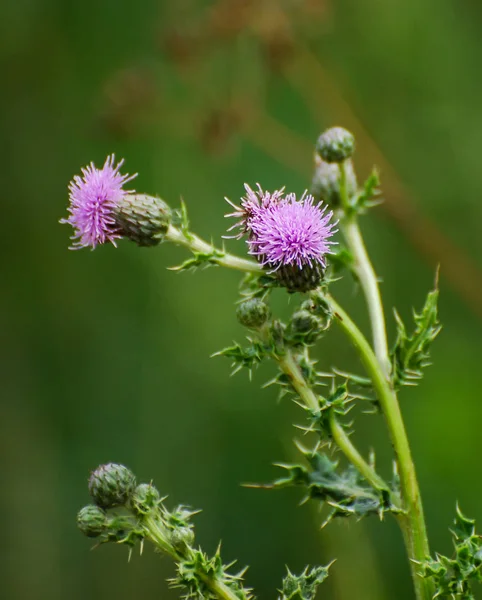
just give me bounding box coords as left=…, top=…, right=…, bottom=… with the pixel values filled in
left=280, top=565, right=332, bottom=600
left=391, top=278, right=441, bottom=388
left=259, top=446, right=397, bottom=525
left=421, top=506, right=482, bottom=599
left=214, top=340, right=268, bottom=375
left=352, top=168, right=383, bottom=213
left=169, top=248, right=225, bottom=272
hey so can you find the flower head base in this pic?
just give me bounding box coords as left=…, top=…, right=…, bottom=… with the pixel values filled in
left=224, top=183, right=285, bottom=239
left=62, top=155, right=137, bottom=249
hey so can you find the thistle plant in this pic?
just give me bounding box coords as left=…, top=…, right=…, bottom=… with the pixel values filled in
left=66, top=127, right=481, bottom=600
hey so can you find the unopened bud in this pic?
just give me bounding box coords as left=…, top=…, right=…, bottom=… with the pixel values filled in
left=131, top=483, right=161, bottom=515
left=77, top=504, right=108, bottom=538
left=236, top=298, right=270, bottom=329
left=169, top=526, right=195, bottom=553
left=316, top=127, right=355, bottom=163
left=115, top=194, right=171, bottom=246
left=311, top=158, right=357, bottom=208
left=287, top=309, right=323, bottom=345
left=89, top=463, right=136, bottom=509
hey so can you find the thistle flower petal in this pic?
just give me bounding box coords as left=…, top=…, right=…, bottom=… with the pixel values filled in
left=247, top=191, right=337, bottom=271
left=61, top=155, right=137, bottom=249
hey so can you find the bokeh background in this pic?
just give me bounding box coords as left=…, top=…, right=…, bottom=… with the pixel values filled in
left=2, top=1, right=482, bottom=599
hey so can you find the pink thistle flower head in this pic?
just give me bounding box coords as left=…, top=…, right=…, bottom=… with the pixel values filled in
left=61, top=155, right=137, bottom=249
left=248, top=191, right=337, bottom=270
left=224, top=183, right=285, bottom=239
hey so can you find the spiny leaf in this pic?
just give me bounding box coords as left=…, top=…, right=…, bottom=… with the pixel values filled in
left=170, top=248, right=225, bottom=272
left=421, top=506, right=482, bottom=599
left=280, top=565, right=332, bottom=600
left=214, top=340, right=268, bottom=374
left=171, top=547, right=253, bottom=600
left=391, top=279, right=441, bottom=388
left=257, top=447, right=397, bottom=526
left=352, top=168, right=383, bottom=213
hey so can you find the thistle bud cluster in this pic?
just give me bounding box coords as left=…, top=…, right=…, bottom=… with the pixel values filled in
left=77, top=463, right=253, bottom=600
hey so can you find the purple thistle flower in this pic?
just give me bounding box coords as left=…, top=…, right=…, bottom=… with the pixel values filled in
left=61, top=155, right=137, bottom=249
left=247, top=191, right=337, bottom=271
left=224, top=183, right=285, bottom=239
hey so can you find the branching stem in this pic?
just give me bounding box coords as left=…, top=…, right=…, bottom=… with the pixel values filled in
left=165, top=225, right=263, bottom=274
left=276, top=349, right=391, bottom=499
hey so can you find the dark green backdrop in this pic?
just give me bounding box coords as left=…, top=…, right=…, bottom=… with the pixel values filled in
left=2, top=1, right=482, bottom=599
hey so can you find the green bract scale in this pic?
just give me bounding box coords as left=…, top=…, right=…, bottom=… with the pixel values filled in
left=276, top=263, right=324, bottom=293
left=236, top=298, right=270, bottom=329
left=311, top=158, right=357, bottom=208
left=115, top=194, right=171, bottom=247
left=316, top=127, right=355, bottom=163
left=77, top=504, right=108, bottom=538
left=88, top=463, right=136, bottom=509
left=131, top=482, right=161, bottom=515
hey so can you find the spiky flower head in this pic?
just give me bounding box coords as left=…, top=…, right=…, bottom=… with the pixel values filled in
left=88, top=463, right=136, bottom=509
left=225, top=183, right=284, bottom=239
left=248, top=191, right=336, bottom=270
left=62, top=155, right=137, bottom=249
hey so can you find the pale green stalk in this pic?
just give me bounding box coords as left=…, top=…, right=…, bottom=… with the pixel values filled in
left=337, top=161, right=432, bottom=599
left=322, top=292, right=432, bottom=600
left=338, top=163, right=390, bottom=379
left=165, top=225, right=263, bottom=274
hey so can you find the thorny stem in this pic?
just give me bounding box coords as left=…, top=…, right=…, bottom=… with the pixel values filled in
left=338, top=162, right=391, bottom=379
left=322, top=293, right=433, bottom=600
left=276, top=349, right=392, bottom=500
left=143, top=514, right=241, bottom=600
left=163, top=226, right=432, bottom=598
left=166, top=225, right=264, bottom=274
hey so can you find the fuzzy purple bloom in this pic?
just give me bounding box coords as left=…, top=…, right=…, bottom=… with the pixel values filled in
left=61, top=155, right=137, bottom=249
left=224, top=183, right=285, bottom=239
left=247, top=191, right=337, bottom=271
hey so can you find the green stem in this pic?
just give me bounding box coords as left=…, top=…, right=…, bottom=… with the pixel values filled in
left=338, top=162, right=390, bottom=379
left=166, top=225, right=263, bottom=274
left=329, top=412, right=392, bottom=497
left=323, top=293, right=432, bottom=600
left=276, top=349, right=391, bottom=498
left=142, top=514, right=241, bottom=600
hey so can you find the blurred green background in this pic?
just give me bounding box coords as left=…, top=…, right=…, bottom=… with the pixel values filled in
left=2, top=1, right=482, bottom=599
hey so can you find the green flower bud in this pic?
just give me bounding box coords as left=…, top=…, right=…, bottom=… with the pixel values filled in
left=115, top=194, right=171, bottom=246
left=311, top=158, right=357, bottom=208
left=236, top=298, right=270, bottom=329
left=290, top=310, right=320, bottom=334
left=89, top=463, right=136, bottom=509
left=276, top=263, right=323, bottom=293
left=77, top=504, right=108, bottom=538
left=169, top=526, right=195, bottom=554
left=287, top=309, right=324, bottom=345
left=131, top=483, right=161, bottom=515
left=316, top=127, right=355, bottom=163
